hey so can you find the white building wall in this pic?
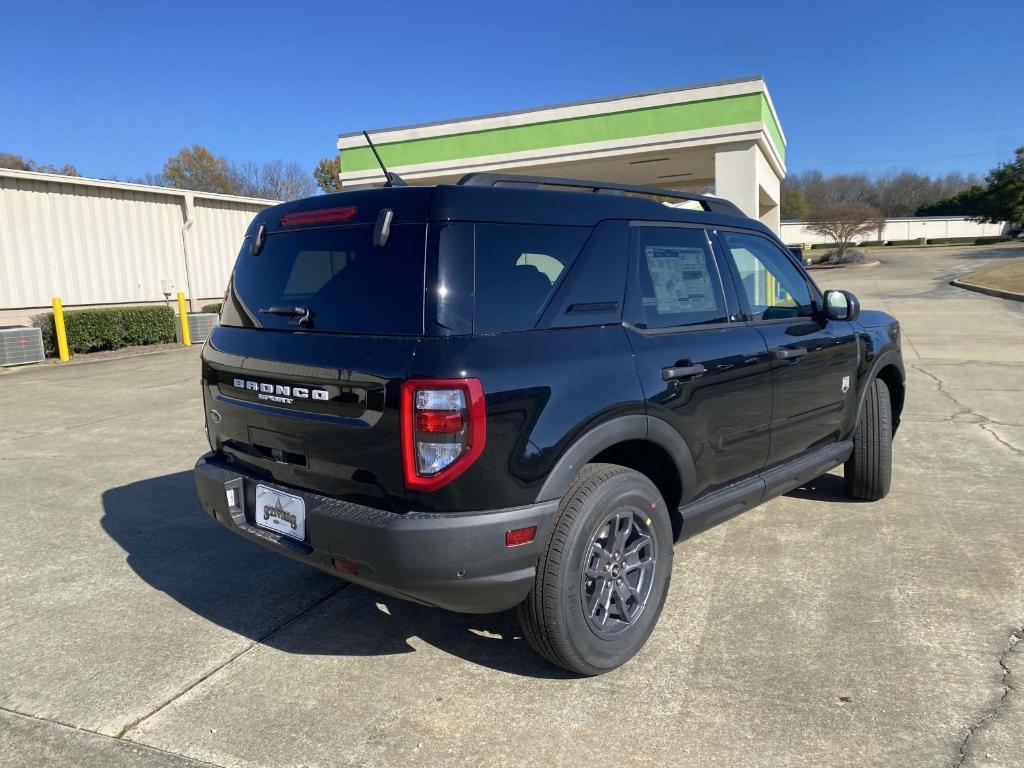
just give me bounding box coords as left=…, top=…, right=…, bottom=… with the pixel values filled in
left=781, top=217, right=1008, bottom=245
left=713, top=141, right=784, bottom=234
left=189, top=198, right=268, bottom=299
left=0, top=169, right=275, bottom=321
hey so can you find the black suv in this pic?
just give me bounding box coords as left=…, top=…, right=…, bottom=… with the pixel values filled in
left=194, top=174, right=904, bottom=675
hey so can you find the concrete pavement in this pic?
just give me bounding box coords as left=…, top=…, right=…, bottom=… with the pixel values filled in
left=1, top=243, right=1022, bottom=767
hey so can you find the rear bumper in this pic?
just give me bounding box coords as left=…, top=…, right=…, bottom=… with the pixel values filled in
left=194, top=453, right=558, bottom=613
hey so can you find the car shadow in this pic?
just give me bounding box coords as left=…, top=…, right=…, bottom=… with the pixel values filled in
left=951, top=244, right=1024, bottom=261
left=100, top=471, right=571, bottom=679
left=785, top=471, right=868, bottom=503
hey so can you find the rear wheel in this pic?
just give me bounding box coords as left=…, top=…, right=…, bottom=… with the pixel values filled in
left=517, top=463, right=673, bottom=676
left=845, top=377, right=893, bottom=500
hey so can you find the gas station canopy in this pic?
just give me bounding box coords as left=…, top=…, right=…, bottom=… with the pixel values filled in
left=337, top=76, right=786, bottom=232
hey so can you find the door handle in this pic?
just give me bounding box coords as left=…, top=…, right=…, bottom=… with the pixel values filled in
left=773, top=347, right=808, bottom=360
left=662, top=363, right=707, bottom=381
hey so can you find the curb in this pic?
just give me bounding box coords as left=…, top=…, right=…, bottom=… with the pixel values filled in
left=0, top=344, right=197, bottom=374
left=807, top=259, right=881, bottom=270
left=951, top=278, right=1024, bottom=303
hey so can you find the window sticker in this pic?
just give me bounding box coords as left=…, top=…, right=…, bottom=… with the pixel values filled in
left=643, top=246, right=716, bottom=314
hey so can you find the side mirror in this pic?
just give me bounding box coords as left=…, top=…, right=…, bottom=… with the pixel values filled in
left=823, top=289, right=860, bottom=322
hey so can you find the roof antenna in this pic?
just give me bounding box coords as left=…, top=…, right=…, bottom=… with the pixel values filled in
left=362, top=131, right=407, bottom=187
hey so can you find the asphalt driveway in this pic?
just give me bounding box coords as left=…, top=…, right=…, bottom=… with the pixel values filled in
left=1, top=243, right=1022, bottom=768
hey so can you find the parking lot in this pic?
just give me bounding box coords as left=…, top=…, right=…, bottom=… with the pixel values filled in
left=1, top=243, right=1022, bottom=768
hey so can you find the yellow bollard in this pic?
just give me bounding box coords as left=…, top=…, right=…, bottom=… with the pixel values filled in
left=765, top=272, right=778, bottom=307
left=52, top=297, right=70, bottom=362
left=176, top=292, right=192, bottom=346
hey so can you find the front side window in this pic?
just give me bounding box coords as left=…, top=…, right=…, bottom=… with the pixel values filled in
left=631, top=227, right=729, bottom=329
left=720, top=231, right=814, bottom=320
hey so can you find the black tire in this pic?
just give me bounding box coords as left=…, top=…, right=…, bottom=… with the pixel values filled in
left=517, top=463, right=673, bottom=676
left=845, top=377, right=893, bottom=500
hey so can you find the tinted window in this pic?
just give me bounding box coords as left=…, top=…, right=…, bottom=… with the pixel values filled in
left=222, top=224, right=424, bottom=335
left=721, top=232, right=813, bottom=320
left=474, top=224, right=590, bottom=333
left=631, top=227, right=728, bottom=329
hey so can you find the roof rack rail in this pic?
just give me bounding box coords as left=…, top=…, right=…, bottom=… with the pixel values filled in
left=457, top=173, right=744, bottom=217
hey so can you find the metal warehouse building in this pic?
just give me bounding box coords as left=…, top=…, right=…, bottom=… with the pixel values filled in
left=339, top=76, right=787, bottom=232
left=0, top=169, right=276, bottom=326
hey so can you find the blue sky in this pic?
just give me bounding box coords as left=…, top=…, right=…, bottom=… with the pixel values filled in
left=2, top=0, right=1021, bottom=182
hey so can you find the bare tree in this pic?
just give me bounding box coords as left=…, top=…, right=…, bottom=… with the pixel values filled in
left=806, top=202, right=885, bottom=263
left=784, top=169, right=982, bottom=218
left=238, top=160, right=314, bottom=201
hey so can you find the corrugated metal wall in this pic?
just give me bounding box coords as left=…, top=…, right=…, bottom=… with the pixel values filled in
left=189, top=198, right=268, bottom=299
left=781, top=217, right=1008, bottom=245
left=0, top=169, right=275, bottom=311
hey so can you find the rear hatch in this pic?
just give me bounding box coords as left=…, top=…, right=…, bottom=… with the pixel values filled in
left=202, top=191, right=431, bottom=511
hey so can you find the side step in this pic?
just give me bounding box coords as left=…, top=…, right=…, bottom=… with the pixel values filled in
left=677, top=441, right=853, bottom=540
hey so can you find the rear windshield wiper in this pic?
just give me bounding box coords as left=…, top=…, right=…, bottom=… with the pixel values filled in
left=259, top=305, right=314, bottom=327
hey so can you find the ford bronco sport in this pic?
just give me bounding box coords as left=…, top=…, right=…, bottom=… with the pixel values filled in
left=194, top=173, right=905, bottom=675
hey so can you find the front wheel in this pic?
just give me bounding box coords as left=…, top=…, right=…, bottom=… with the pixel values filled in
left=845, top=377, right=893, bottom=500
left=517, top=463, right=673, bottom=676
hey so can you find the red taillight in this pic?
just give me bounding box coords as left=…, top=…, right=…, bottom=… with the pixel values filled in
left=415, top=410, right=465, bottom=434
left=401, top=378, right=485, bottom=492
left=505, top=526, right=537, bottom=547
left=280, top=206, right=357, bottom=227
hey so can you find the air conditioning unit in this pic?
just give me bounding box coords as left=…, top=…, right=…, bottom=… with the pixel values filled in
left=0, top=326, right=45, bottom=367
left=176, top=313, right=219, bottom=344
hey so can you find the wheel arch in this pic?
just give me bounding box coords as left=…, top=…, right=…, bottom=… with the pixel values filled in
left=875, top=363, right=905, bottom=431
left=536, top=415, right=696, bottom=540
left=857, top=351, right=905, bottom=432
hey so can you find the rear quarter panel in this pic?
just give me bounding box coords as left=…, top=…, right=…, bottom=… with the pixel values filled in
left=408, top=325, right=643, bottom=512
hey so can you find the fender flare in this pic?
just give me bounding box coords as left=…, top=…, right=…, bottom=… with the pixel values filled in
left=856, top=349, right=905, bottom=425
left=536, top=414, right=697, bottom=503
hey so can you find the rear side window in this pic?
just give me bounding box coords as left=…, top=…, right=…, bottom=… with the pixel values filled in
left=222, top=224, right=425, bottom=335
left=630, top=226, right=729, bottom=329
left=473, top=224, right=590, bottom=333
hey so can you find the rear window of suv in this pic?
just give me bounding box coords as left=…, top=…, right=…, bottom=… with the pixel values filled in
left=222, top=223, right=425, bottom=335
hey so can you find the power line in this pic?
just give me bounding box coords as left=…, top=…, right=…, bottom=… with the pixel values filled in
left=795, top=125, right=1024, bottom=137
left=787, top=149, right=1016, bottom=168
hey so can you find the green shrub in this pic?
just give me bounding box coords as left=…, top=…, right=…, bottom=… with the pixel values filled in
left=32, top=313, right=57, bottom=357
left=974, top=236, right=1010, bottom=245
left=31, top=305, right=176, bottom=357
left=926, top=237, right=975, bottom=245
left=887, top=239, right=928, bottom=247
left=810, top=241, right=857, bottom=250
left=858, top=240, right=886, bottom=247
left=201, top=303, right=222, bottom=314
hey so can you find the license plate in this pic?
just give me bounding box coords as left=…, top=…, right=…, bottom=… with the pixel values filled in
left=254, top=484, right=306, bottom=541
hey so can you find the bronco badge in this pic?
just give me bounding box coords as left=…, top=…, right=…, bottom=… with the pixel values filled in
left=232, top=378, right=329, bottom=404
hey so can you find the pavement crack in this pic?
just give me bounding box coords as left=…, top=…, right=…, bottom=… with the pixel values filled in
left=979, top=423, right=1024, bottom=459
left=954, top=624, right=1023, bottom=767
left=910, top=364, right=1024, bottom=458
left=116, top=583, right=347, bottom=741
left=910, top=363, right=978, bottom=422
left=0, top=706, right=227, bottom=768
